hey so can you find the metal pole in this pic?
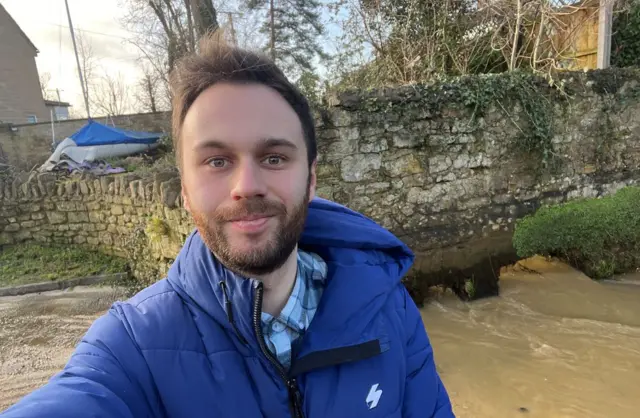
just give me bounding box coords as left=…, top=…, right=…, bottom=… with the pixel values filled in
left=597, top=0, right=614, bottom=69
left=64, top=0, right=91, bottom=118
left=269, top=0, right=275, bottom=61
left=50, top=109, right=56, bottom=149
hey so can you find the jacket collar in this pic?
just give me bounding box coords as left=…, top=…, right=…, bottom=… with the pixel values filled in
left=167, top=198, right=414, bottom=356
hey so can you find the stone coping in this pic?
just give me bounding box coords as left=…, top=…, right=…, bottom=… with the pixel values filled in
left=0, top=273, right=127, bottom=297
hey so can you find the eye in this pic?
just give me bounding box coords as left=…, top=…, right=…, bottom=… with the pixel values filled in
left=207, top=157, right=228, bottom=168
left=263, top=155, right=286, bottom=166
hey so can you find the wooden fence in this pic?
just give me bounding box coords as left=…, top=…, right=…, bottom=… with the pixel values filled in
left=550, top=0, right=601, bottom=70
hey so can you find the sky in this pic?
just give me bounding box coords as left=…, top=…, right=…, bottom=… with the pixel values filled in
left=2, top=0, right=143, bottom=114
left=1, top=0, right=352, bottom=115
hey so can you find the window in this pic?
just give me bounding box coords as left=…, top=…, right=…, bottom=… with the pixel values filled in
left=26, top=115, right=37, bottom=123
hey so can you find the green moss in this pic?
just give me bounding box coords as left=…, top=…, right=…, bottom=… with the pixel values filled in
left=513, top=186, right=640, bottom=279
left=144, top=217, right=170, bottom=242
left=0, top=243, right=128, bottom=287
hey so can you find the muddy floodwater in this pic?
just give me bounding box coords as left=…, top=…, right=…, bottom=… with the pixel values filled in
left=426, top=256, right=640, bottom=418
left=1, top=258, right=640, bottom=416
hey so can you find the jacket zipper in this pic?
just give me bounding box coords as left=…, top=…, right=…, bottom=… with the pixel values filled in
left=252, top=281, right=305, bottom=418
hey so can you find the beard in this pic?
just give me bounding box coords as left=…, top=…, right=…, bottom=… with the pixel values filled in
left=190, top=187, right=310, bottom=278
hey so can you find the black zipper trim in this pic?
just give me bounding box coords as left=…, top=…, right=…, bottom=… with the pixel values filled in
left=252, top=281, right=305, bottom=418
left=289, top=339, right=382, bottom=377
left=219, top=281, right=248, bottom=345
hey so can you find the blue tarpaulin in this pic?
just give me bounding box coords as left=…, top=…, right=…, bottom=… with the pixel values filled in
left=70, top=120, right=162, bottom=146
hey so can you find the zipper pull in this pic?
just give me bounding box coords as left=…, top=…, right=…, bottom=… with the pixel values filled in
left=287, top=378, right=304, bottom=418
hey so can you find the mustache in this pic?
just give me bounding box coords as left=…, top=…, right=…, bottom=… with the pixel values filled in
left=213, top=198, right=287, bottom=222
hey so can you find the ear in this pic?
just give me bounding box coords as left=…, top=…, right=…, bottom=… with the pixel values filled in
left=308, top=159, right=317, bottom=202
left=181, top=185, right=191, bottom=213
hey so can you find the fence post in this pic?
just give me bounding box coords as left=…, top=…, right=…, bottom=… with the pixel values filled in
left=597, top=0, right=614, bottom=69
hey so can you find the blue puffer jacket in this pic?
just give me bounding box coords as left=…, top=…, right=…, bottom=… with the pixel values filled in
left=1, top=198, right=454, bottom=418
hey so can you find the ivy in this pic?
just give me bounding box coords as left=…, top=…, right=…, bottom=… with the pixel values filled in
left=612, top=1, right=640, bottom=68
left=456, top=71, right=558, bottom=168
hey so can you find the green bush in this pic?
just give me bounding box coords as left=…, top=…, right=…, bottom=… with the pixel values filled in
left=512, top=186, right=640, bottom=279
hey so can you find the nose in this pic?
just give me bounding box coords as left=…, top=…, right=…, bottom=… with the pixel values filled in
left=230, top=159, right=267, bottom=200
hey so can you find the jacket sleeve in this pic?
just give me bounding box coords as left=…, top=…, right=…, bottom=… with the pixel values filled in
left=401, top=287, right=455, bottom=418
left=1, top=306, right=160, bottom=418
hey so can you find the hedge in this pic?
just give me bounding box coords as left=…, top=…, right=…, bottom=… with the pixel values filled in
left=512, top=186, right=640, bottom=279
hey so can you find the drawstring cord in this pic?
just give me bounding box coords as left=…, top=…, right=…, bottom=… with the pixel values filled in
left=219, top=281, right=248, bottom=345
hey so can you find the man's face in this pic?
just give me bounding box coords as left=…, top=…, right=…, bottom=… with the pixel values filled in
left=180, top=82, right=316, bottom=277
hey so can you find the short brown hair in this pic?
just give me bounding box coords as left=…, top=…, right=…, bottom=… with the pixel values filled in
left=170, top=32, right=317, bottom=169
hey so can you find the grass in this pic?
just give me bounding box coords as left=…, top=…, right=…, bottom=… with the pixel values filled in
left=0, top=243, right=128, bottom=288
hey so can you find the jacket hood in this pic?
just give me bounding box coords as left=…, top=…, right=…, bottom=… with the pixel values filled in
left=166, top=197, right=414, bottom=354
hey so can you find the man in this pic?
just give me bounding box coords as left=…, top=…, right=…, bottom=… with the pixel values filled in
left=1, top=33, right=454, bottom=418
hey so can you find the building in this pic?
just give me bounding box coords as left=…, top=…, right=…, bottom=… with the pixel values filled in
left=0, top=4, right=49, bottom=124
left=44, top=100, right=71, bottom=121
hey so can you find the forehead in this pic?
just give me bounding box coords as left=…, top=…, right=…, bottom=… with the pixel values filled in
left=181, top=82, right=305, bottom=151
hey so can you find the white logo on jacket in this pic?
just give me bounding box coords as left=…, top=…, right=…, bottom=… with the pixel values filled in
left=366, top=384, right=382, bottom=409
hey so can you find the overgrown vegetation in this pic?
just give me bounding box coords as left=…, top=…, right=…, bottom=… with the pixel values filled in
left=612, top=0, right=640, bottom=68
left=513, top=186, right=640, bottom=280
left=145, top=216, right=170, bottom=241
left=103, top=134, right=177, bottom=177
left=120, top=225, right=173, bottom=296
left=0, top=243, right=128, bottom=287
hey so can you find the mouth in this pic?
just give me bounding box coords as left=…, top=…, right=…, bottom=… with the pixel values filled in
left=229, top=214, right=274, bottom=222
left=228, top=214, right=274, bottom=233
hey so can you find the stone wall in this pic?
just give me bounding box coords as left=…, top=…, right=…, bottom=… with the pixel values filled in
left=0, top=112, right=171, bottom=171
left=2, top=69, right=640, bottom=298
left=0, top=171, right=187, bottom=280
left=314, top=69, right=640, bottom=295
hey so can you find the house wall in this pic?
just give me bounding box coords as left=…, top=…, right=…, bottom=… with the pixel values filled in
left=0, top=6, right=49, bottom=124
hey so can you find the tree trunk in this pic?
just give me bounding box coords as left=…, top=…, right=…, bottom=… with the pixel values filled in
left=184, top=0, right=196, bottom=51
left=510, top=0, right=523, bottom=71
left=191, top=0, right=219, bottom=38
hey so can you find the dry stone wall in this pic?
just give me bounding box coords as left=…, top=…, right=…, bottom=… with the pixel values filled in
left=0, top=172, right=188, bottom=280
left=2, top=69, right=640, bottom=296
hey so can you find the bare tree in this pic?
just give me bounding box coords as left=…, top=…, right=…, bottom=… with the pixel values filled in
left=39, top=72, right=54, bottom=100
left=120, top=0, right=264, bottom=108
left=92, top=70, right=133, bottom=117
left=328, top=0, right=500, bottom=88
left=328, top=0, right=603, bottom=88
left=135, top=64, right=162, bottom=113
left=484, top=0, right=601, bottom=74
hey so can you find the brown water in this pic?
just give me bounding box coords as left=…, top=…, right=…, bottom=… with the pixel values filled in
left=425, top=256, right=640, bottom=418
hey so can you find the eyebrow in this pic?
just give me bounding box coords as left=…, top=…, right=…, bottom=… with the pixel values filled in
left=193, top=137, right=298, bottom=152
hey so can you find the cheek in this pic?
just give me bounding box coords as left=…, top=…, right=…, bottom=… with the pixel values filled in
left=184, top=173, right=226, bottom=213
left=270, top=171, right=309, bottom=205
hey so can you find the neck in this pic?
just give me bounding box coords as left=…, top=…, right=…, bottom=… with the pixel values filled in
left=258, top=246, right=299, bottom=317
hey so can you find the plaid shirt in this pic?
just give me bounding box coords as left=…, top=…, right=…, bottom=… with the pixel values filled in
left=261, top=249, right=328, bottom=370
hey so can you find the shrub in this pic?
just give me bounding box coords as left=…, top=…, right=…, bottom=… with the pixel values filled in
left=512, top=186, right=640, bottom=279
